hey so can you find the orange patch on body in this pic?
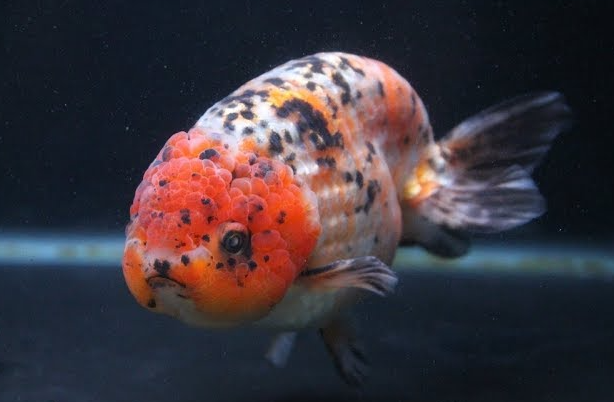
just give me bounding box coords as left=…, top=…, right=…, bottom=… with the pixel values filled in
left=404, top=157, right=440, bottom=208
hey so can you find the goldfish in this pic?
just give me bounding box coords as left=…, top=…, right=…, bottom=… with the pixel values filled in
left=122, top=52, right=571, bottom=385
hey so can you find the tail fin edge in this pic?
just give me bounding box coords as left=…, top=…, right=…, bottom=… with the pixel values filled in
left=402, top=92, right=571, bottom=253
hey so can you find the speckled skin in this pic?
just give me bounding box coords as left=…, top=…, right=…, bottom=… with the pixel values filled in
left=123, top=52, right=433, bottom=329
left=196, top=53, right=431, bottom=266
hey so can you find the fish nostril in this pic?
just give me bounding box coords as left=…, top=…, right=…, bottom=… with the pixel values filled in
left=153, top=258, right=172, bottom=277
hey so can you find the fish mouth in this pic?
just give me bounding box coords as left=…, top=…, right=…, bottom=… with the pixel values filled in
left=146, top=276, right=188, bottom=299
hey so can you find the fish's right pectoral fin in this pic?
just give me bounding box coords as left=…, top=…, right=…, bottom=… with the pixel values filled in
left=299, top=256, right=397, bottom=297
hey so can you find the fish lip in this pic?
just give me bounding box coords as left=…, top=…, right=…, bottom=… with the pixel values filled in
left=146, top=275, right=187, bottom=290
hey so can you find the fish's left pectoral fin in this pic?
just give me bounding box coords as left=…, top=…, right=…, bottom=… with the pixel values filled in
left=320, top=317, right=369, bottom=387
left=265, top=331, right=297, bottom=368
left=300, top=256, right=398, bottom=296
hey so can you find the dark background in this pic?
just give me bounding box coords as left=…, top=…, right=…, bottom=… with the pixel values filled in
left=2, top=0, right=613, bottom=239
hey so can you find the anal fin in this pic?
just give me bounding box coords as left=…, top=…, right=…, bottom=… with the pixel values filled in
left=299, top=256, right=397, bottom=296
left=265, top=331, right=297, bottom=368
left=320, top=316, right=369, bottom=387
left=401, top=209, right=471, bottom=258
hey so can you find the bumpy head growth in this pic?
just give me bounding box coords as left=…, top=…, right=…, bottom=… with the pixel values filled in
left=122, top=127, right=320, bottom=326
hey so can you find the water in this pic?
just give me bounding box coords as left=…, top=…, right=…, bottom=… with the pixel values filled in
left=2, top=1, right=613, bottom=401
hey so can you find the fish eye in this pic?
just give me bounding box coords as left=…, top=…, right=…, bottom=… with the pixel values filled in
left=221, top=230, right=247, bottom=254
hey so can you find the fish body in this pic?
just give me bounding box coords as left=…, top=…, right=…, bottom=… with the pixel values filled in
left=122, top=52, right=571, bottom=384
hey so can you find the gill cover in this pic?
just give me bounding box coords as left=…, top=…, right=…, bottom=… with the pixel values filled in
left=122, top=127, right=321, bottom=325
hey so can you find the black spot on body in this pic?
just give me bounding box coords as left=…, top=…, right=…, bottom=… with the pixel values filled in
left=411, top=93, right=417, bottom=118
left=326, top=95, right=339, bottom=119
left=306, top=81, right=316, bottom=91
left=277, top=98, right=343, bottom=151
left=199, top=148, right=219, bottom=160
left=247, top=260, right=258, bottom=270
left=227, top=112, right=238, bottom=121
left=356, top=90, right=362, bottom=99
left=181, top=255, right=190, bottom=266
left=216, top=262, right=224, bottom=269
left=290, top=56, right=327, bottom=74
left=240, top=110, right=254, bottom=120
left=276, top=106, right=290, bottom=118
left=283, top=130, right=293, bottom=143
left=201, top=198, right=211, bottom=206
left=377, top=81, right=385, bottom=97
left=265, top=77, right=285, bottom=86
left=355, top=171, right=364, bottom=189
left=227, top=258, right=237, bottom=267
left=180, top=209, right=191, bottom=225
left=309, top=58, right=325, bottom=74
left=277, top=211, right=287, bottom=224
left=269, top=132, right=284, bottom=154
left=344, top=172, right=353, bottom=182
left=364, top=180, right=381, bottom=214
left=264, top=255, right=270, bottom=262
left=153, top=259, right=171, bottom=277
left=159, top=179, right=168, bottom=187
left=202, top=234, right=210, bottom=242
left=254, top=162, right=273, bottom=178
left=420, top=124, right=431, bottom=142
left=243, top=126, right=255, bottom=135
left=366, top=141, right=376, bottom=155
left=285, top=152, right=296, bottom=162
left=331, top=72, right=352, bottom=105
left=339, top=56, right=365, bottom=76
left=147, top=299, right=156, bottom=308
left=316, top=156, right=337, bottom=169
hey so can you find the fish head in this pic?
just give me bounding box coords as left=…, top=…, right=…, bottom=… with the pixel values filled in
left=122, top=128, right=320, bottom=327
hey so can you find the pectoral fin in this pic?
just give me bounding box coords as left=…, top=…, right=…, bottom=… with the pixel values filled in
left=299, top=256, right=397, bottom=296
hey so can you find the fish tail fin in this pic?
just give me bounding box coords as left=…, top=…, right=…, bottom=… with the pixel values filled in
left=401, top=92, right=572, bottom=257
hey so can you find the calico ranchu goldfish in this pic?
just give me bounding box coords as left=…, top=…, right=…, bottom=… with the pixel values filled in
left=122, top=52, right=571, bottom=385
